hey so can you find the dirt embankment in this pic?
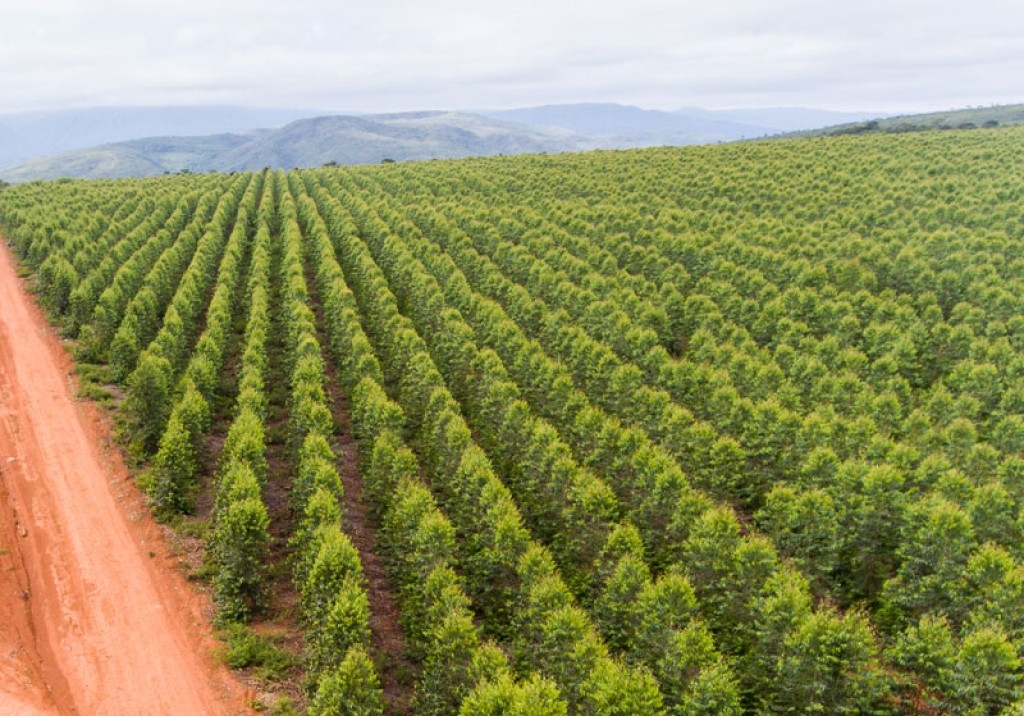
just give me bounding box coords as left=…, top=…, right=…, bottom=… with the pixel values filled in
left=0, top=239, right=253, bottom=715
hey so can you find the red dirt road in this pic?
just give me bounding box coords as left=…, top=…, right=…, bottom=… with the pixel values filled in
left=0, top=240, right=253, bottom=715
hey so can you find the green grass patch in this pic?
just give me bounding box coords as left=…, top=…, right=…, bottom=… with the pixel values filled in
left=73, top=362, right=117, bottom=405
left=76, top=381, right=114, bottom=403
left=217, top=622, right=297, bottom=682
left=251, top=696, right=301, bottom=715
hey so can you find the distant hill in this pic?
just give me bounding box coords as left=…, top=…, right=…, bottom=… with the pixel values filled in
left=482, top=103, right=774, bottom=145
left=673, top=107, right=880, bottom=133
left=482, top=103, right=886, bottom=143
left=0, top=106, right=322, bottom=168
left=0, top=112, right=589, bottom=181
left=213, top=112, right=588, bottom=171
left=1, top=102, right=916, bottom=182
left=784, top=104, right=1024, bottom=138
left=0, top=134, right=257, bottom=182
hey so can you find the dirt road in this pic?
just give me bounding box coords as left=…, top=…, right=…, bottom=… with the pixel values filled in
left=0, top=239, right=252, bottom=715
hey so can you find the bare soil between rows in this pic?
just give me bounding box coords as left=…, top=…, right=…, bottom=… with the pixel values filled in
left=0, top=239, right=254, bottom=715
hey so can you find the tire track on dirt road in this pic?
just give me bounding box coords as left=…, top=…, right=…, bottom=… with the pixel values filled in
left=0, top=239, right=253, bottom=715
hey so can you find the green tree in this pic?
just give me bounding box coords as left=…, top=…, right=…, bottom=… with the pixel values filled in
left=756, top=485, right=840, bottom=594
left=632, top=571, right=699, bottom=664
left=307, top=645, right=384, bottom=716
left=291, top=431, right=341, bottom=514
left=649, top=622, right=737, bottom=716
left=674, top=662, right=741, bottom=716
left=951, top=627, right=1022, bottom=716
left=879, top=495, right=976, bottom=630
left=885, top=614, right=956, bottom=710
left=968, top=483, right=1019, bottom=549
left=414, top=610, right=489, bottom=715
left=580, top=657, right=664, bottom=716
left=460, top=673, right=567, bottom=716
left=123, top=352, right=173, bottom=455
left=150, top=412, right=196, bottom=517
left=291, top=486, right=342, bottom=587
left=839, top=464, right=907, bottom=603
left=769, top=608, right=890, bottom=714
left=593, top=552, right=649, bottom=653
left=744, top=566, right=813, bottom=706
left=306, top=575, right=371, bottom=684
left=963, top=545, right=1024, bottom=650
left=213, top=496, right=270, bottom=623
left=37, top=254, right=79, bottom=316
left=221, top=408, right=267, bottom=484
left=301, top=524, right=363, bottom=632
left=109, top=311, right=143, bottom=381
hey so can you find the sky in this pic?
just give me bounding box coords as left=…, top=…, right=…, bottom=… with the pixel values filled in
left=1, top=0, right=1022, bottom=115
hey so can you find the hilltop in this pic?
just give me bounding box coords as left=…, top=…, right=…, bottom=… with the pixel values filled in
left=784, top=103, right=1024, bottom=138
left=0, top=103, right=879, bottom=182
left=0, top=111, right=587, bottom=181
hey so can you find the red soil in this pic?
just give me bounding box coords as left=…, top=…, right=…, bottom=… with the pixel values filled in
left=0, top=240, right=254, bottom=715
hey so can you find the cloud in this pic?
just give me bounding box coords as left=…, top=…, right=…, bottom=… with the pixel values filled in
left=0, top=0, right=1022, bottom=113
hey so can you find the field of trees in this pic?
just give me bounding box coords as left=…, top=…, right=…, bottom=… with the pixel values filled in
left=2, top=126, right=1024, bottom=714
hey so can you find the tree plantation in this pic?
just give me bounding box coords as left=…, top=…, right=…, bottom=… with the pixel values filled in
left=2, top=126, right=1024, bottom=714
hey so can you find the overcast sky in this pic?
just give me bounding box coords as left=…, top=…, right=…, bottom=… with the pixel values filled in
left=1, top=0, right=1022, bottom=115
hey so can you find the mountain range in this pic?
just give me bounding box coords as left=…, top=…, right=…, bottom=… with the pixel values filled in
left=0, top=103, right=880, bottom=182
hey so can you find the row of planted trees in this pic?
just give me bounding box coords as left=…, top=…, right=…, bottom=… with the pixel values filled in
left=293, top=171, right=665, bottom=713
left=2, top=125, right=1023, bottom=713
left=355, top=134, right=1024, bottom=712
left=314, top=168, right=886, bottom=712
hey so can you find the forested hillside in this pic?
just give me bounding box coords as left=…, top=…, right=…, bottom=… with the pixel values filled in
left=787, top=103, right=1024, bottom=138
left=2, top=126, right=1023, bottom=714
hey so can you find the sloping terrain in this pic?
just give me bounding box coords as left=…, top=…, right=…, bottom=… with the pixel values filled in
left=0, top=106, right=319, bottom=168
left=1, top=111, right=589, bottom=181
left=483, top=102, right=775, bottom=143
left=212, top=111, right=588, bottom=170
left=671, top=106, right=879, bottom=132
left=0, top=102, right=920, bottom=182
left=1, top=134, right=257, bottom=182
left=785, top=103, right=1024, bottom=137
